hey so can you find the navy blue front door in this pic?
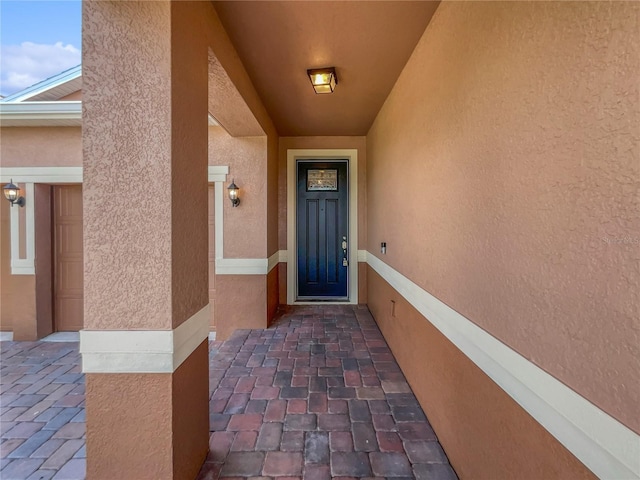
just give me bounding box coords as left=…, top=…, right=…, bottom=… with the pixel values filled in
left=297, top=161, right=349, bottom=299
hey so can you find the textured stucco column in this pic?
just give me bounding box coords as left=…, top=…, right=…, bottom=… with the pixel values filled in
left=82, top=2, right=209, bottom=479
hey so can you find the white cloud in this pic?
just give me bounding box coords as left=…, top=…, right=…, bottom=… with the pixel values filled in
left=0, top=41, right=80, bottom=96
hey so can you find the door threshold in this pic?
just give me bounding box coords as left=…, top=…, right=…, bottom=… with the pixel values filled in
left=292, top=300, right=355, bottom=305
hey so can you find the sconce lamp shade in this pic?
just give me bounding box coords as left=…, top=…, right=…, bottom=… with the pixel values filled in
left=3, top=179, right=25, bottom=207
left=228, top=179, right=240, bottom=207
left=307, top=67, right=338, bottom=94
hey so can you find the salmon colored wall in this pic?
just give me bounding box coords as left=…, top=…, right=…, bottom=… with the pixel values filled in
left=83, top=1, right=209, bottom=330
left=0, top=127, right=81, bottom=167
left=87, top=344, right=211, bottom=479
left=267, top=267, right=279, bottom=326
left=86, top=372, right=173, bottom=479
left=170, top=1, right=209, bottom=329
left=209, top=126, right=268, bottom=259
left=215, top=275, right=267, bottom=340
left=278, top=263, right=287, bottom=306
left=367, top=1, right=639, bottom=433
left=368, top=269, right=595, bottom=480
left=266, top=135, right=279, bottom=256
left=172, top=341, right=209, bottom=479
left=0, top=200, right=35, bottom=336
left=34, top=185, right=54, bottom=339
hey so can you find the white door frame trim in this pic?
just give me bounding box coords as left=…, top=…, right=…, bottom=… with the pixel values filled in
left=0, top=167, right=83, bottom=275
left=286, top=149, right=358, bottom=305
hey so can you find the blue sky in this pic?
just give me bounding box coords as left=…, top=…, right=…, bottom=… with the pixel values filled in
left=0, top=1, right=81, bottom=97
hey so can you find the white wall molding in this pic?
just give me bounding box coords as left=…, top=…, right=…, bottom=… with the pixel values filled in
left=1, top=168, right=83, bottom=276
left=0, top=101, right=81, bottom=122
left=0, top=167, right=83, bottom=184
left=357, top=250, right=367, bottom=262
left=366, top=252, right=639, bottom=480
left=216, top=258, right=268, bottom=275
left=80, top=304, right=210, bottom=374
left=286, top=149, right=359, bottom=305
left=208, top=165, right=229, bottom=183
left=268, top=251, right=280, bottom=273
left=215, top=251, right=286, bottom=275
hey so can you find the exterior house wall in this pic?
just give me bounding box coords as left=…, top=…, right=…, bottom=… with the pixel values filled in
left=1, top=129, right=82, bottom=338
left=366, top=2, right=639, bottom=478
left=203, top=0, right=281, bottom=334
left=0, top=199, right=35, bottom=334
left=0, top=127, right=81, bottom=167
left=209, top=126, right=267, bottom=259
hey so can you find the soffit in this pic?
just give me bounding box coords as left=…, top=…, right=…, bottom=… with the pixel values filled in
left=212, top=1, right=439, bottom=137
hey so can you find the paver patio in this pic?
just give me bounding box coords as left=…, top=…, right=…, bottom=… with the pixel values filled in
left=1, top=305, right=457, bottom=479
left=0, top=341, right=85, bottom=480
left=198, top=305, right=457, bottom=480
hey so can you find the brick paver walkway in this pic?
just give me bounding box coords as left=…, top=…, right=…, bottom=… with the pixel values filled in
left=1, top=305, right=457, bottom=479
left=198, top=305, right=457, bottom=480
left=0, top=342, right=85, bottom=480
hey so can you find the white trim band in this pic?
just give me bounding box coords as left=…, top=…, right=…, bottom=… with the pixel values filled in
left=0, top=167, right=83, bottom=184
left=0, top=101, right=81, bottom=121
left=208, top=165, right=229, bottom=183
left=215, top=251, right=286, bottom=275
left=80, top=304, right=210, bottom=373
left=216, top=258, right=268, bottom=275
left=366, top=253, right=640, bottom=480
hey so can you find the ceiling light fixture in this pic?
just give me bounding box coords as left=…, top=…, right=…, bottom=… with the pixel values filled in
left=307, top=67, right=338, bottom=94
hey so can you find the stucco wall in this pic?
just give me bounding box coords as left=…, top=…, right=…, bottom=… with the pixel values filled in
left=0, top=127, right=82, bottom=167
left=83, top=0, right=209, bottom=331
left=368, top=269, right=596, bottom=480
left=0, top=200, right=35, bottom=334
left=209, top=126, right=268, bottom=259
left=367, top=0, right=639, bottom=450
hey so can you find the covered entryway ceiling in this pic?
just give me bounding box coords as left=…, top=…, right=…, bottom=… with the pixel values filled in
left=212, top=1, right=440, bottom=136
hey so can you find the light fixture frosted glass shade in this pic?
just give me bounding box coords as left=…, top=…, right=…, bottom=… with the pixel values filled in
left=3, top=180, right=19, bottom=202
left=307, top=67, right=338, bottom=94
left=227, top=179, right=240, bottom=207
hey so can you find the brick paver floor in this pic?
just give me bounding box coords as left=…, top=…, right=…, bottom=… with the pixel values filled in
left=1, top=305, right=457, bottom=479
left=0, top=341, right=85, bottom=480
left=198, top=305, right=457, bottom=480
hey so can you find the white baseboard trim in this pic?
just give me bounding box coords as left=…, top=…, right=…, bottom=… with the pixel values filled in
left=366, top=253, right=639, bottom=480
left=0, top=332, right=14, bottom=341
left=80, top=304, right=210, bottom=373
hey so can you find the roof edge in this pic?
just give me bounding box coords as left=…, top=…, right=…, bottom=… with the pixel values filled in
left=1, top=65, right=82, bottom=103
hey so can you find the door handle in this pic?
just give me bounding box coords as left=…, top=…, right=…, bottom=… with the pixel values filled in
left=342, top=236, right=348, bottom=267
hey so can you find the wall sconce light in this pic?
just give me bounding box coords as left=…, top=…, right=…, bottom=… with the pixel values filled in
left=227, top=179, right=240, bottom=207
left=307, top=67, right=338, bottom=94
left=3, top=179, right=25, bottom=207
